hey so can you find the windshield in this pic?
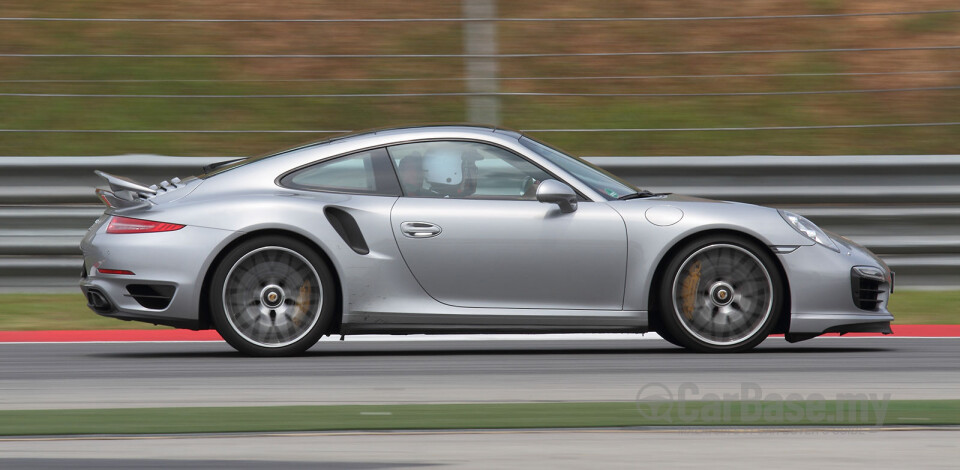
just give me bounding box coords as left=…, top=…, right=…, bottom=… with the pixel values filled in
left=518, top=136, right=640, bottom=200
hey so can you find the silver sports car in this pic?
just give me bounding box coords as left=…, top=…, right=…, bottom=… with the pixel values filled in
left=80, top=125, right=894, bottom=355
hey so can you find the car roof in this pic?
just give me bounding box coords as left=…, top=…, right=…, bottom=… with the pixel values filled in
left=202, top=125, right=527, bottom=179
left=200, top=123, right=613, bottom=202
left=296, top=124, right=522, bottom=150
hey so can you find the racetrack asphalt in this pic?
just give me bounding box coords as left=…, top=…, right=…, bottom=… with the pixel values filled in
left=1, top=428, right=958, bottom=469
left=0, top=337, right=957, bottom=410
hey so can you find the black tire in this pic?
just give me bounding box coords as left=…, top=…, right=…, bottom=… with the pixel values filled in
left=654, top=325, right=686, bottom=348
left=209, top=236, right=336, bottom=356
left=648, top=304, right=685, bottom=347
left=657, top=234, right=784, bottom=353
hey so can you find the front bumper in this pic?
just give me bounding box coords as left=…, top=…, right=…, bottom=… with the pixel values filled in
left=79, top=215, right=235, bottom=329
left=780, top=234, right=894, bottom=336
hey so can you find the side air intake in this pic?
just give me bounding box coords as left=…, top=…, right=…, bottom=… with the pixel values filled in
left=324, top=207, right=370, bottom=255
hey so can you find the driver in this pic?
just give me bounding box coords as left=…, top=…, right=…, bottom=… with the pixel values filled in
left=421, top=146, right=478, bottom=198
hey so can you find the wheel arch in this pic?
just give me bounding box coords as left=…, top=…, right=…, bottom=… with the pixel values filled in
left=197, top=228, right=344, bottom=334
left=647, top=228, right=792, bottom=335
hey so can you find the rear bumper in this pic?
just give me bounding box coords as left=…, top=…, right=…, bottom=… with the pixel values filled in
left=80, top=282, right=203, bottom=329
left=79, top=215, right=235, bottom=328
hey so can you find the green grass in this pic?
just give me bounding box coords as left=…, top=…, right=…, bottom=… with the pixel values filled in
left=887, top=290, right=960, bottom=325
left=0, top=293, right=164, bottom=330
left=1, top=400, right=958, bottom=436
left=0, top=290, right=956, bottom=331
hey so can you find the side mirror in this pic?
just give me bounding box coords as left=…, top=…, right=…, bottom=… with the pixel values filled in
left=536, top=179, right=578, bottom=213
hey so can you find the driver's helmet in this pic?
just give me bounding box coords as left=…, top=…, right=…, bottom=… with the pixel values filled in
left=423, top=146, right=463, bottom=186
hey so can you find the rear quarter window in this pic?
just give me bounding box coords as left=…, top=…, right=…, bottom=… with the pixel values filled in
left=279, top=148, right=402, bottom=196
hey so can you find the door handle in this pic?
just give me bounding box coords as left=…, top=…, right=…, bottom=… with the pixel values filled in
left=400, top=221, right=442, bottom=238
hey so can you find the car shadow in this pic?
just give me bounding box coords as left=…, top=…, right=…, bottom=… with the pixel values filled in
left=86, top=344, right=891, bottom=359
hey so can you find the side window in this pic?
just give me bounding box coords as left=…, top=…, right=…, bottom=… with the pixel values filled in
left=387, top=141, right=551, bottom=200
left=280, top=148, right=401, bottom=196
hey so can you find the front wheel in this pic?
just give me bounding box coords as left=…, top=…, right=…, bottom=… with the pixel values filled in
left=210, top=236, right=335, bottom=356
left=658, top=235, right=784, bottom=353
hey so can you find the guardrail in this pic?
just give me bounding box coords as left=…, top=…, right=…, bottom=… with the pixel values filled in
left=1, top=154, right=957, bottom=291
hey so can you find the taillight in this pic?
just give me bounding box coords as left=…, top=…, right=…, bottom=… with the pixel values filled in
left=98, top=268, right=135, bottom=275
left=106, top=216, right=185, bottom=234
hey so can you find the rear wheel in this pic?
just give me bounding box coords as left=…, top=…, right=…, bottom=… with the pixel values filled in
left=658, top=235, right=783, bottom=353
left=210, top=236, right=335, bottom=356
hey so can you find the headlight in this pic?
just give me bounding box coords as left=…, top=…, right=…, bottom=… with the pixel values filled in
left=778, top=210, right=840, bottom=252
left=853, top=266, right=885, bottom=280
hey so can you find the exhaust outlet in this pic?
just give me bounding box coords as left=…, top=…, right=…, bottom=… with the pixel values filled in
left=85, top=290, right=113, bottom=313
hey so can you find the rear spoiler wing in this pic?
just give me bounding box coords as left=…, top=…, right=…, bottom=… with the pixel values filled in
left=94, top=170, right=156, bottom=209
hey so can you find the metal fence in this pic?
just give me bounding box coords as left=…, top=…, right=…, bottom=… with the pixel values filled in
left=2, top=6, right=959, bottom=146
left=1, top=154, right=957, bottom=291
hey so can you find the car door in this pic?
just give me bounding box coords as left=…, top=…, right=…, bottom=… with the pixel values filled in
left=388, top=140, right=628, bottom=310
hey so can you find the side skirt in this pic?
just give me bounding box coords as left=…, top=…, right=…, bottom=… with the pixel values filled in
left=340, top=310, right=648, bottom=335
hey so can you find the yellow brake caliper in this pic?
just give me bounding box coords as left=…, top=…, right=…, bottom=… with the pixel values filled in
left=680, top=260, right=702, bottom=320
left=291, top=280, right=312, bottom=328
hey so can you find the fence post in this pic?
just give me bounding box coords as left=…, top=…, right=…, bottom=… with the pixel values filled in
left=462, top=0, right=500, bottom=125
